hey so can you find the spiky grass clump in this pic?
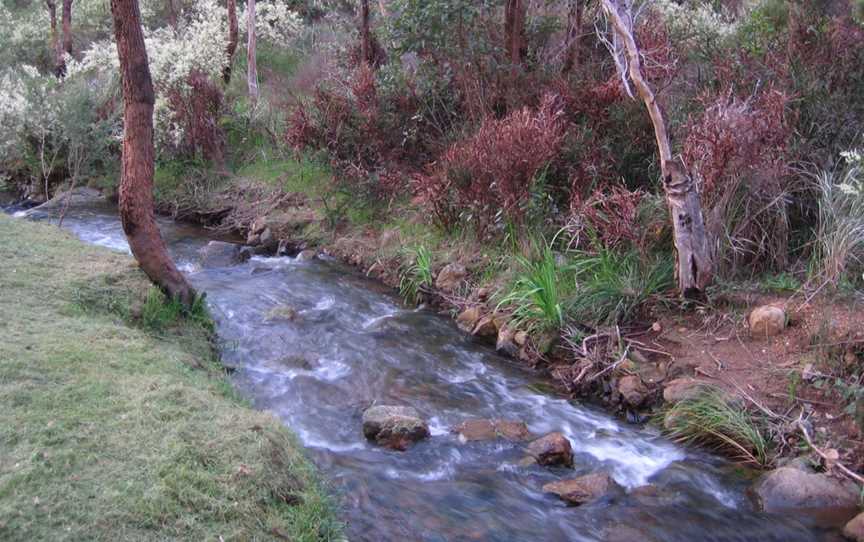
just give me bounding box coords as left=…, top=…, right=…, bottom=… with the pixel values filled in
left=497, top=245, right=569, bottom=333
left=399, top=245, right=434, bottom=305
left=663, top=387, right=770, bottom=467
left=813, top=160, right=864, bottom=286
left=570, top=248, right=674, bottom=326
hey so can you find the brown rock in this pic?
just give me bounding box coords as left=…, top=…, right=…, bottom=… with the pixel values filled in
left=456, top=307, right=482, bottom=333
left=542, top=472, right=621, bottom=505
left=662, top=378, right=704, bottom=404
left=435, top=263, right=467, bottom=292
left=845, top=512, right=864, bottom=541
left=752, top=467, right=859, bottom=512
left=514, top=331, right=528, bottom=347
left=296, top=249, right=316, bottom=261
left=362, top=405, right=429, bottom=451
left=749, top=305, right=787, bottom=337
left=618, top=375, right=649, bottom=407
left=472, top=315, right=498, bottom=339
left=452, top=419, right=531, bottom=442
left=526, top=432, right=573, bottom=468
left=496, top=326, right=519, bottom=356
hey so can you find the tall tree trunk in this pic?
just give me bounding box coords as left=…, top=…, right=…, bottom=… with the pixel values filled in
left=377, top=0, right=387, bottom=17
left=562, top=0, right=583, bottom=74
left=166, top=0, right=178, bottom=30
left=45, top=0, right=64, bottom=76
left=246, top=0, right=259, bottom=104
left=359, top=0, right=373, bottom=65
left=109, top=0, right=197, bottom=306
left=61, top=0, right=73, bottom=57
left=504, top=0, right=527, bottom=65
left=222, top=0, right=238, bottom=84
left=599, top=0, right=712, bottom=296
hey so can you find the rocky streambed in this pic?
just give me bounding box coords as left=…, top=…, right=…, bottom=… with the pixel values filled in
left=7, top=192, right=858, bottom=541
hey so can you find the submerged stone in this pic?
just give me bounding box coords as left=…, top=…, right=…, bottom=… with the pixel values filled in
left=452, top=419, right=531, bottom=443
left=542, top=472, right=621, bottom=505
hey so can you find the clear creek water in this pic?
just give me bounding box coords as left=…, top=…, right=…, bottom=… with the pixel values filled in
left=10, top=199, right=833, bottom=541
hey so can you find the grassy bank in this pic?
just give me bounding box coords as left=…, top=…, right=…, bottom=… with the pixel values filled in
left=0, top=214, right=341, bottom=541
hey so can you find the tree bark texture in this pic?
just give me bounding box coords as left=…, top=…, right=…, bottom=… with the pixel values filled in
left=166, top=0, right=178, bottom=30
left=110, top=0, right=197, bottom=306
left=61, top=0, right=73, bottom=56
left=504, top=0, right=527, bottom=65
left=359, top=0, right=373, bottom=65
left=45, top=0, right=65, bottom=76
left=562, top=0, right=583, bottom=74
left=246, top=0, right=259, bottom=104
left=222, top=0, right=238, bottom=84
left=599, top=0, right=713, bottom=295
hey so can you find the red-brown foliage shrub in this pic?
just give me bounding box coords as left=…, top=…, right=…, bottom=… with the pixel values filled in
left=165, top=70, right=225, bottom=164
left=682, top=86, right=793, bottom=272
left=568, top=184, right=645, bottom=250
left=414, top=93, right=567, bottom=233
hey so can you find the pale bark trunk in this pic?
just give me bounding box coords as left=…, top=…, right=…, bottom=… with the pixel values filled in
left=377, top=0, right=387, bottom=17
left=223, top=0, right=238, bottom=84
left=246, top=0, right=259, bottom=105
left=600, top=0, right=713, bottom=295
left=109, top=0, right=197, bottom=307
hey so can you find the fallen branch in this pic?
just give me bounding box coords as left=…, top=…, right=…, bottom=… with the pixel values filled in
left=796, top=412, right=864, bottom=486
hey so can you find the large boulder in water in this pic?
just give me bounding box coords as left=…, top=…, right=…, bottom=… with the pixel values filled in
left=362, top=405, right=429, bottom=451
left=199, top=241, right=251, bottom=268
left=751, top=467, right=859, bottom=512
left=526, top=432, right=573, bottom=468
left=542, top=472, right=621, bottom=505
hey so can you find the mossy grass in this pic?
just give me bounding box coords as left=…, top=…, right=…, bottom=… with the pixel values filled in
left=0, top=214, right=342, bottom=541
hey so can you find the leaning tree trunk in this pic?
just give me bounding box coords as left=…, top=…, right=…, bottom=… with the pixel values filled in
left=599, top=0, right=712, bottom=296
left=222, top=0, right=238, bottom=84
left=61, top=0, right=73, bottom=57
left=246, top=0, right=259, bottom=105
left=109, top=0, right=197, bottom=307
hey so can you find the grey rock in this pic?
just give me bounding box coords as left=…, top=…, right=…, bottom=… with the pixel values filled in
left=752, top=467, right=859, bottom=512
left=362, top=405, right=429, bottom=451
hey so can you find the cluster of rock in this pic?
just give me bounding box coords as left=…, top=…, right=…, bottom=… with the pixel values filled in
left=361, top=407, right=620, bottom=506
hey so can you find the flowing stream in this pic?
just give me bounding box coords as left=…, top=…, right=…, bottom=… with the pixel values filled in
left=9, top=198, right=832, bottom=541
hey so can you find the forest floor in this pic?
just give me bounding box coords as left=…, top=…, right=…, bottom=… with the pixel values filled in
left=0, top=214, right=342, bottom=541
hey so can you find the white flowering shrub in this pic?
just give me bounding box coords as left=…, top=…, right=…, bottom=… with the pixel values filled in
left=1, top=0, right=304, bottom=167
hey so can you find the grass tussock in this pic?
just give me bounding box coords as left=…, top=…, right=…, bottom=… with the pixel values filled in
left=399, top=245, right=434, bottom=305
left=497, top=244, right=569, bottom=334
left=813, top=162, right=864, bottom=287
left=662, top=387, right=770, bottom=467
left=0, top=214, right=342, bottom=541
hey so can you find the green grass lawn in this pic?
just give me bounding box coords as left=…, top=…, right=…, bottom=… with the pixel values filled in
left=0, top=214, right=342, bottom=541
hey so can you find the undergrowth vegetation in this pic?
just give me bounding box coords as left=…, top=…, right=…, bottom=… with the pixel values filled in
left=663, top=387, right=771, bottom=467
